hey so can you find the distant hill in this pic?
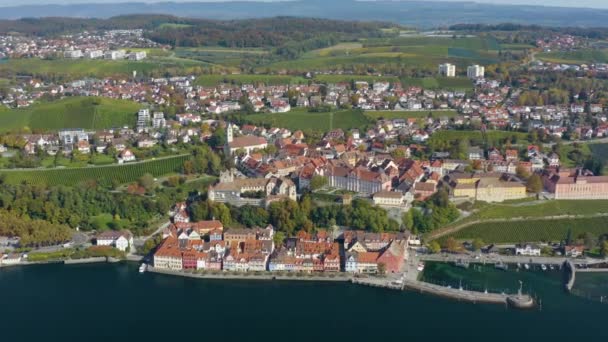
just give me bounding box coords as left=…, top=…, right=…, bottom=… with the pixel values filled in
left=0, top=97, right=141, bottom=132
left=1, top=0, right=608, bottom=28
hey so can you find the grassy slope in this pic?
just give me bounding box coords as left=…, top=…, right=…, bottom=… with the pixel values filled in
left=0, top=97, right=141, bottom=132
left=449, top=216, right=608, bottom=243
left=0, top=155, right=188, bottom=186
left=537, top=49, right=608, bottom=64
left=246, top=108, right=371, bottom=131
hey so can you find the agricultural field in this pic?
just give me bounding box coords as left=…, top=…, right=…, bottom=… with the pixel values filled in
left=537, top=49, right=608, bottom=64
left=174, top=46, right=269, bottom=69
left=401, top=77, right=474, bottom=90
left=245, top=108, right=371, bottom=132
left=0, top=155, right=188, bottom=187
left=312, top=74, right=399, bottom=84
left=0, top=56, right=208, bottom=80
left=195, top=74, right=306, bottom=87
left=364, top=110, right=457, bottom=120
left=0, top=97, right=141, bottom=132
left=447, top=216, right=608, bottom=244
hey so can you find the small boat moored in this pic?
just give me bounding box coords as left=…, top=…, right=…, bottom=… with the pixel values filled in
left=139, top=263, right=147, bottom=273
left=417, top=262, right=425, bottom=272
left=541, top=264, right=547, bottom=271
left=495, top=262, right=508, bottom=271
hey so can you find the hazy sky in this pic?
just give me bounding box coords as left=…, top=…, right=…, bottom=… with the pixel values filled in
left=0, top=0, right=606, bottom=9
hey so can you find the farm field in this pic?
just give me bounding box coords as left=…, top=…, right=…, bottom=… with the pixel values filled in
left=364, top=110, right=457, bottom=120
left=537, top=49, right=608, bottom=64
left=0, top=56, right=208, bottom=79
left=174, top=46, right=269, bottom=69
left=0, top=97, right=141, bottom=132
left=446, top=216, right=608, bottom=244
left=401, top=77, right=473, bottom=90
left=312, top=74, right=399, bottom=84
left=245, top=108, right=371, bottom=132
left=0, top=155, right=189, bottom=187
left=195, top=74, right=306, bottom=86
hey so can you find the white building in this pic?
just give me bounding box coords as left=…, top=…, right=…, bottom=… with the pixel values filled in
left=467, top=65, right=485, bottom=79
left=104, top=50, right=126, bottom=60
left=152, top=112, right=166, bottom=129
left=137, top=108, right=151, bottom=132
left=96, top=230, right=133, bottom=252
left=128, top=51, right=147, bottom=61
left=85, top=50, right=104, bottom=59
left=63, top=49, right=83, bottom=59
left=515, top=244, right=541, bottom=256
left=372, top=191, right=407, bottom=207
left=439, top=63, right=456, bottom=77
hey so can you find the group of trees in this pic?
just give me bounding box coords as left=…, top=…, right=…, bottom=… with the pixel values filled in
left=0, top=182, right=170, bottom=237
left=402, top=189, right=460, bottom=234
left=186, top=195, right=401, bottom=236
left=0, top=209, right=72, bottom=247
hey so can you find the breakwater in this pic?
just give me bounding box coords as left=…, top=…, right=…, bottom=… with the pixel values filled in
left=351, top=277, right=535, bottom=308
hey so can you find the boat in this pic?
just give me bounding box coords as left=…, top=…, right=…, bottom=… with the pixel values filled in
left=517, top=263, right=521, bottom=269
left=455, top=259, right=470, bottom=269
left=139, top=263, right=147, bottom=273
left=417, top=262, right=425, bottom=272
left=524, top=263, right=530, bottom=270
left=495, top=262, right=508, bottom=271
left=549, top=265, right=555, bottom=270
left=541, top=264, right=547, bottom=271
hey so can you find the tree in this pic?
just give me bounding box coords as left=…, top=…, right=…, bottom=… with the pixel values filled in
left=472, top=238, right=485, bottom=251
left=310, top=175, right=328, bottom=191
left=601, top=240, right=608, bottom=258
left=402, top=210, right=414, bottom=231
left=444, top=237, right=460, bottom=253
left=377, top=262, right=386, bottom=276
left=526, top=174, right=543, bottom=194
left=273, top=231, right=286, bottom=247
left=428, top=241, right=441, bottom=254
left=138, top=173, right=155, bottom=192
left=515, top=164, right=530, bottom=180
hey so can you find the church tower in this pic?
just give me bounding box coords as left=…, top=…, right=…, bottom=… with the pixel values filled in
left=226, top=123, right=234, bottom=143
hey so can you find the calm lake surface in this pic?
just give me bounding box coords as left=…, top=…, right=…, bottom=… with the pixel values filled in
left=0, top=262, right=607, bottom=341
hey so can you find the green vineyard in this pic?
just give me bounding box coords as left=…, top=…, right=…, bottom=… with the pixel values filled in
left=447, top=216, right=608, bottom=244
left=0, top=155, right=188, bottom=187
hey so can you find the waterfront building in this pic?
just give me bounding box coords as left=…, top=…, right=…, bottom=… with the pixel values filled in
left=515, top=243, right=541, bottom=256
left=96, top=230, right=133, bottom=252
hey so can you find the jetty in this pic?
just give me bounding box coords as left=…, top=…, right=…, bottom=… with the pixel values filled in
left=565, top=260, right=576, bottom=292
left=352, top=277, right=534, bottom=309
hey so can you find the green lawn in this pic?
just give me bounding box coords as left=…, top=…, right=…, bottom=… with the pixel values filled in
left=0, top=97, right=141, bottom=132
left=246, top=108, right=371, bottom=132
left=400, top=77, right=473, bottom=90
left=447, top=216, right=608, bottom=244
left=428, top=130, right=529, bottom=147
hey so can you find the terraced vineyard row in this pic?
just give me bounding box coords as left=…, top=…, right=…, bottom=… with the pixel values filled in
left=447, top=216, right=608, bottom=244
left=0, top=155, right=188, bottom=187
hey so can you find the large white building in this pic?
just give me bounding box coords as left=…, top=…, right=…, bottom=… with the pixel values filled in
left=438, top=63, right=456, bottom=77
left=467, top=65, right=485, bottom=79
left=96, top=230, right=133, bottom=252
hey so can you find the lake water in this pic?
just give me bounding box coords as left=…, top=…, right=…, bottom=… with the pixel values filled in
left=0, top=262, right=607, bottom=341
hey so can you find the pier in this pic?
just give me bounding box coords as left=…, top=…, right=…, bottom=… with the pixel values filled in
left=351, top=277, right=534, bottom=308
